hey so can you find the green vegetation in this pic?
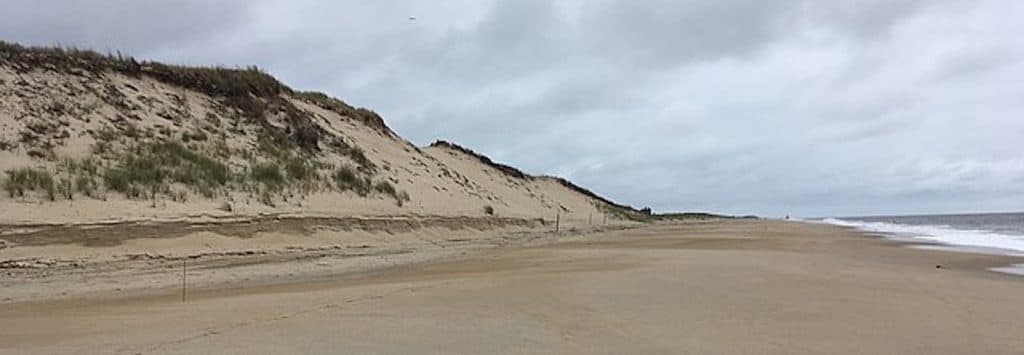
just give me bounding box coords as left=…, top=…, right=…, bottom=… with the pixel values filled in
left=598, top=204, right=655, bottom=223
left=332, top=166, right=371, bottom=196
left=373, top=180, right=410, bottom=206
left=597, top=203, right=752, bottom=223
left=249, top=162, right=285, bottom=190
left=324, top=136, right=374, bottom=172
left=0, top=42, right=287, bottom=109
left=181, top=129, right=208, bottom=142
left=430, top=140, right=531, bottom=180
left=284, top=156, right=314, bottom=181
left=3, top=167, right=55, bottom=200
left=326, top=167, right=408, bottom=206
left=101, top=141, right=230, bottom=198
left=1, top=41, right=336, bottom=159
left=75, top=174, right=98, bottom=198
left=251, top=134, right=325, bottom=196
left=655, top=212, right=756, bottom=220
left=294, top=91, right=391, bottom=134
left=0, top=42, right=412, bottom=208
left=61, top=157, right=102, bottom=198
left=1, top=134, right=411, bottom=208
left=373, top=180, right=397, bottom=196
left=94, top=127, right=118, bottom=143
left=57, top=178, right=73, bottom=200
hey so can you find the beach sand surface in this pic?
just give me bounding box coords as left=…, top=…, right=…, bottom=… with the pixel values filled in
left=2, top=220, right=1023, bottom=354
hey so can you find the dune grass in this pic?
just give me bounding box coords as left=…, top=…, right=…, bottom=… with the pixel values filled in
left=373, top=180, right=410, bottom=206
left=102, top=140, right=230, bottom=198
left=3, top=167, right=55, bottom=200
left=332, top=166, right=371, bottom=196
left=1, top=41, right=411, bottom=208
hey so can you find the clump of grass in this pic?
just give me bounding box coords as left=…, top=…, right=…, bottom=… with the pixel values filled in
left=284, top=156, right=314, bottom=182
left=91, top=141, right=113, bottom=155
left=256, top=134, right=288, bottom=160
left=75, top=174, right=98, bottom=198
left=94, top=127, right=118, bottom=143
left=102, top=140, right=231, bottom=199
left=249, top=162, right=284, bottom=191
left=54, top=156, right=102, bottom=198
left=249, top=134, right=324, bottom=195
left=171, top=190, right=189, bottom=203
left=325, top=136, right=375, bottom=172
left=373, top=180, right=397, bottom=196
left=210, top=138, right=231, bottom=159
left=181, top=129, right=208, bottom=142
left=258, top=190, right=274, bottom=206
left=3, top=167, right=55, bottom=200
left=123, top=123, right=141, bottom=139
left=57, top=178, right=73, bottom=200
left=333, top=166, right=371, bottom=196
left=371, top=180, right=410, bottom=207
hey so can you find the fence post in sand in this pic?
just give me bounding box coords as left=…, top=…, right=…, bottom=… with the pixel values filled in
left=182, top=259, right=187, bottom=303
left=556, top=211, right=561, bottom=233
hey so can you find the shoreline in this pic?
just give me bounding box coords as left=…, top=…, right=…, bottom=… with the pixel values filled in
left=808, top=219, right=1024, bottom=276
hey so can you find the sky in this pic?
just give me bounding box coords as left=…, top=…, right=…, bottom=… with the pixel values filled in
left=2, top=0, right=1022, bottom=217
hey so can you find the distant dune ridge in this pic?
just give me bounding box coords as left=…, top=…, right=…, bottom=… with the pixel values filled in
left=0, top=41, right=648, bottom=226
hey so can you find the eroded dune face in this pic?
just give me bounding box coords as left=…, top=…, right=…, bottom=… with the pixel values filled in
left=0, top=43, right=641, bottom=226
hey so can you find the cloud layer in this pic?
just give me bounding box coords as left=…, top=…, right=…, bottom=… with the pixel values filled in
left=2, top=0, right=1021, bottom=217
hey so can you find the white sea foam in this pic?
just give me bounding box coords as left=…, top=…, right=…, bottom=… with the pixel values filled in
left=990, top=264, right=1024, bottom=276
left=822, top=217, right=1024, bottom=255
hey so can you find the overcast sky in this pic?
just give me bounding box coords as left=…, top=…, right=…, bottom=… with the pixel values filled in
left=3, top=0, right=1022, bottom=217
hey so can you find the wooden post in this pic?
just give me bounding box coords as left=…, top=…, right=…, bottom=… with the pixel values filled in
left=182, top=259, right=187, bottom=303
left=555, top=211, right=560, bottom=233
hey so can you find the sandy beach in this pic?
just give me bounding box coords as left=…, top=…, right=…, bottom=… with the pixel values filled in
left=3, top=219, right=1023, bottom=354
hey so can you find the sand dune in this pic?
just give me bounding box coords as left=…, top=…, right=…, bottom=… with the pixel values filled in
left=0, top=42, right=638, bottom=229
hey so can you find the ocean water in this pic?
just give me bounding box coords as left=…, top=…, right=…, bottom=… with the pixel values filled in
left=821, top=212, right=1024, bottom=255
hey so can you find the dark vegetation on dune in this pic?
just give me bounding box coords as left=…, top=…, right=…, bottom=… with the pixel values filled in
left=655, top=212, right=757, bottom=220
left=430, top=140, right=650, bottom=219
left=429, top=140, right=532, bottom=180
left=428, top=140, right=740, bottom=221
left=544, top=176, right=642, bottom=214
left=0, top=41, right=392, bottom=136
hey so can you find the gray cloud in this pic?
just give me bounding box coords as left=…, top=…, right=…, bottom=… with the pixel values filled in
left=1, top=0, right=1021, bottom=217
left=0, top=0, right=257, bottom=54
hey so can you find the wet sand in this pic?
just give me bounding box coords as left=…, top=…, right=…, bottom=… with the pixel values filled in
left=3, top=220, right=1024, bottom=354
